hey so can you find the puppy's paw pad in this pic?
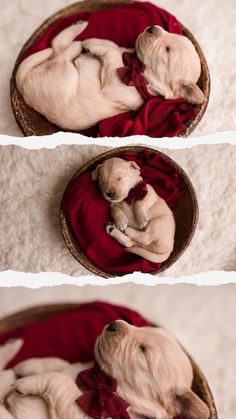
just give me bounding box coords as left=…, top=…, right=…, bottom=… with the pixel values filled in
left=105, top=222, right=116, bottom=234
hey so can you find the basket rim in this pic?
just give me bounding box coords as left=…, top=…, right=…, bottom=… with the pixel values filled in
left=60, top=145, right=199, bottom=278
left=10, top=0, right=210, bottom=138
left=0, top=303, right=217, bottom=419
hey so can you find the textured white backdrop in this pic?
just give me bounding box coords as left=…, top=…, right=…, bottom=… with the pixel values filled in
left=0, top=0, right=236, bottom=136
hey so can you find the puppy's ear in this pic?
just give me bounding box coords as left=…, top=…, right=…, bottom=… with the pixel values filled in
left=91, top=164, right=102, bottom=181
left=173, top=80, right=205, bottom=105
left=129, top=161, right=141, bottom=172
left=165, top=387, right=210, bottom=419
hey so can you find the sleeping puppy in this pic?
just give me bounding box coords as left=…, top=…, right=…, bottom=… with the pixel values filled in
left=0, top=321, right=210, bottom=419
left=92, top=157, right=175, bottom=263
left=16, top=21, right=205, bottom=131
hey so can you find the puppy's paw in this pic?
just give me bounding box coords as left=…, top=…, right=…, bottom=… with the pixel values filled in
left=115, top=217, right=128, bottom=232
left=13, top=378, right=31, bottom=397
left=105, top=222, right=116, bottom=235
left=82, top=39, right=92, bottom=54
left=74, top=20, right=88, bottom=32
left=136, top=215, right=148, bottom=230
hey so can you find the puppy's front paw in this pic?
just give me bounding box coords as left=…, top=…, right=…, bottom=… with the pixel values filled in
left=136, top=215, right=148, bottom=230
left=13, top=378, right=31, bottom=397
left=115, top=217, right=128, bottom=232
left=105, top=222, right=116, bottom=235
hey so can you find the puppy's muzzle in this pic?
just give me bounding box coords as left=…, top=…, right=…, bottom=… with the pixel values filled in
left=145, top=25, right=163, bottom=36
left=146, top=25, right=155, bottom=34
left=105, top=320, right=129, bottom=336
left=106, top=190, right=116, bottom=199
left=106, top=321, right=118, bottom=332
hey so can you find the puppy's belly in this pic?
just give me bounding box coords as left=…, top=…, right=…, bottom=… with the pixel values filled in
left=23, top=54, right=130, bottom=131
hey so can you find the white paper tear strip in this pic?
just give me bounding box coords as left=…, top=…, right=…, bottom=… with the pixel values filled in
left=0, top=130, right=235, bottom=149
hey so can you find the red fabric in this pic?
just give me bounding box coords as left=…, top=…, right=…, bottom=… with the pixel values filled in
left=21, top=2, right=196, bottom=138
left=76, top=363, right=130, bottom=419
left=0, top=302, right=149, bottom=368
left=61, top=150, right=186, bottom=274
left=124, top=180, right=148, bottom=205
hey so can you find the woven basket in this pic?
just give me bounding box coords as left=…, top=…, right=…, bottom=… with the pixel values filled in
left=10, top=0, right=210, bottom=137
left=0, top=303, right=217, bottom=419
left=60, top=145, right=199, bottom=277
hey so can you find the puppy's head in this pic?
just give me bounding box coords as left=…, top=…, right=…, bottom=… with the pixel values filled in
left=91, top=157, right=142, bottom=203
left=95, top=320, right=210, bottom=419
left=136, top=25, right=205, bottom=105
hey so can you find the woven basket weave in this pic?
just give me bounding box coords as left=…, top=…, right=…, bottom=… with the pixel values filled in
left=10, top=0, right=210, bottom=137
left=60, top=146, right=199, bottom=277
left=0, top=303, right=217, bottom=419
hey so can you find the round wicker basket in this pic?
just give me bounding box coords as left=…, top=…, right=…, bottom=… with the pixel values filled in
left=0, top=303, right=217, bottom=419
left=10, top=0, right=210, bottom=137
left=60, top=145, right=199, bottom=277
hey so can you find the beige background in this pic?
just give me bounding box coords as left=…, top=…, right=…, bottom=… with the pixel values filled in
left=0, top=283, right=235, bottom=419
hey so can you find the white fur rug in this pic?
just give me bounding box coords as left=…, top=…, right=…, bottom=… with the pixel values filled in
left=0, top=284, right=235, bottom=419
left=0, top=142, right=235, bottom=276
left=1, top=0, right=236, bottom=136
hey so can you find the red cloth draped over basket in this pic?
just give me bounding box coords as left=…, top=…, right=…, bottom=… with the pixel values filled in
left=21, top=2, right=196, bottom=138
left=61, top=150, right=186, bottom=274
left=0, top=302, right=149, bottom=367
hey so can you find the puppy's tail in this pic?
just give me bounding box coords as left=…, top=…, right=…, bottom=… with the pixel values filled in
left=16, top=48, right=53, bottom=93
left=126, top=247, right=171, bottom=263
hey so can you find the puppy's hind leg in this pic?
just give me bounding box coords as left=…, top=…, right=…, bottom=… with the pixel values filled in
left=14, top=373, right=80, bottom=419
left=52, top=21, right=88, bottom=54
left=16, top=48, right=53, bottom=92
left=105, top=222, right=135, bottom=247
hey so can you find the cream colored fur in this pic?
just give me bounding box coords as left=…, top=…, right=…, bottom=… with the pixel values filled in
left=92, top=157, right=175, bottom=263
left=0, top=321, right=209, bottom=419
left=16, top=22, right=204, bottom=131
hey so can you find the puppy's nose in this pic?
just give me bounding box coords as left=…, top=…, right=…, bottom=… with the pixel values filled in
left=106, top=191, right=115, bottom=198
left=106, top=321, right=118, bottom=332
left=146, top=25, right=155, bottom=34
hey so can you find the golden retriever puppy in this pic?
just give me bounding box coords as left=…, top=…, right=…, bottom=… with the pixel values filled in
left=0, top=321, right=209, bottom=419
left=92, top=157, right=175, bottom=263
left=16, top=21, right=204, bottom=131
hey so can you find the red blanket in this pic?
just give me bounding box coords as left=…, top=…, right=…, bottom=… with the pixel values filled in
left=21, top=2, right=196, bottom=138
left=0, top=301, right=149, bottom=367
left=61, top=150, right=186, bottom=274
